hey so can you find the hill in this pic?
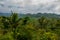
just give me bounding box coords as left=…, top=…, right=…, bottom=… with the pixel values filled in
left=0, top=13, right=60, bottom=19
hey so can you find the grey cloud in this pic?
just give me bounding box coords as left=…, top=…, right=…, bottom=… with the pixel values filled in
left=0, top=0, right=60, bottom=14
left=0, top=0, right=5, bottom=1
left=0, top=4, right=4, bottom=7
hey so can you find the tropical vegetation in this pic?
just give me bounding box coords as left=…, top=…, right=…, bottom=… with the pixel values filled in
left=0, top=13, right=60, bottom=40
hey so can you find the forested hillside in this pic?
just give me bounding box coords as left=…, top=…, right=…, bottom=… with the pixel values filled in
left=0, top=13, right=60, bottom=40
left=0, top=13, right=60, bottom=18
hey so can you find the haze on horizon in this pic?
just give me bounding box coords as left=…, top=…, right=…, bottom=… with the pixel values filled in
left=0, top=0, right=60, bottom=14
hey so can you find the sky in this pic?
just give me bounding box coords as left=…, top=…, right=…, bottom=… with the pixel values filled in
left=0, top=0, right=60, bottom=14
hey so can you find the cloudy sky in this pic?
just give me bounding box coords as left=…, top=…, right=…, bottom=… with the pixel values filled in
left=0, top=0, right=60, bottom=14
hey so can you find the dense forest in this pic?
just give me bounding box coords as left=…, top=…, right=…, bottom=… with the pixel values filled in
left=0, top=13, right=60, bottom=40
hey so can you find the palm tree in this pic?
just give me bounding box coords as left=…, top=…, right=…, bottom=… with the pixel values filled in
left=38, top=16, right=48, bottom=29
left=1, top=13, right=21, bottom=40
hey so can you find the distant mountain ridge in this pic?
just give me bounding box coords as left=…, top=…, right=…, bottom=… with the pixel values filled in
left=0, top=13, right=60, bottom=19
left=0, top=13, right=11, bottom=16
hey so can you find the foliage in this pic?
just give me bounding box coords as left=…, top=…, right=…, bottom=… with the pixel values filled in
left=0, top=13, right=60, bottom=40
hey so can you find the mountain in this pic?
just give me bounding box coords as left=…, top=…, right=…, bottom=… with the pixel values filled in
left=0, top=13, right=11, bottom=16
left=0, top=13, right=60, bottom=19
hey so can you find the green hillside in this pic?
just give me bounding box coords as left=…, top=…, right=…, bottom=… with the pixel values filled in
left=0, top=13, right=60, bottom=40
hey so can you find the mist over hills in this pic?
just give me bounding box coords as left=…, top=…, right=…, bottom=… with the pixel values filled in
left=0, top=13, right=60, bottom=19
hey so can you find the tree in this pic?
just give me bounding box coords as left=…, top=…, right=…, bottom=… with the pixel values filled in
left=1, top=13, right=21, bottom=40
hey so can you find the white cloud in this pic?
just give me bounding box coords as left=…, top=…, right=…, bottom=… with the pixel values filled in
left=31, top=0, right=57, bottom=5
left=0, top=0, right=60, bottom=14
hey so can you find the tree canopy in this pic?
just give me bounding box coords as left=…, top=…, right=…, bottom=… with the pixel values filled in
left=0, top=13, right=60, bottom=40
